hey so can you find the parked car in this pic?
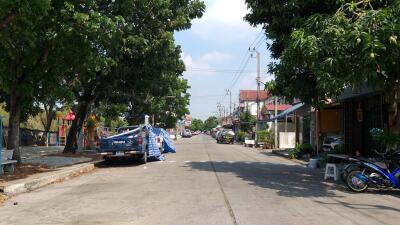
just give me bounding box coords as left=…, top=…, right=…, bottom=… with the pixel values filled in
left=99, top=125, right=149, bottom=164
left=182, top=129, right=192, bottom=138
left=322, top=134, right=343, bottom=152
left=217, top=129, right=235, bottom=144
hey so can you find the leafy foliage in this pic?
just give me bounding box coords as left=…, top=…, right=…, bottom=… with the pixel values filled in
left=203, top=116, right=218, bottom=130
left=0, top=0, right=206, bottom=156
left=190, top=118, right=204, bottom=131
left=257, top=130, right=274, bottom=148
left=246, top=0, right=400, bottom=107
left=239, top=110, right=256, bottom=133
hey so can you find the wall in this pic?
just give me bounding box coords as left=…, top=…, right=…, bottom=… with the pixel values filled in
left=320, top=108, right=343, bottom=134
left=242, top=101, right=265, bottom=118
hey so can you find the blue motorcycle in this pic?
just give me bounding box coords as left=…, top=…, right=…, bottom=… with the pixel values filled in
left=344, top=150, right=400, bottom=192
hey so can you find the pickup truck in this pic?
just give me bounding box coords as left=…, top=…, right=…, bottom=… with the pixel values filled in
left=99, top=125, right=149, bottom=164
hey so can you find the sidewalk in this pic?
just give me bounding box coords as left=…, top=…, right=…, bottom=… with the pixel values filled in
left=21, top=146, right=96, bottom=168
left=271, top=148, right=310, bottom=166
left=0, top=161, right=100, bottom=196
left=1, top=146, right=102, bottom=198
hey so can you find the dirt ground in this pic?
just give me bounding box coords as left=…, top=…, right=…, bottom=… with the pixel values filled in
left=1, top=152, right=101, bottom=183
left=0, top=164, right=52, bottom=183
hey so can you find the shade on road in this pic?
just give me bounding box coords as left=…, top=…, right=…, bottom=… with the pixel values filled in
left=1, top=135, right=400, bottom=225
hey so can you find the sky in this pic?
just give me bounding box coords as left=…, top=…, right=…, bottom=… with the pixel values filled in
left=174, top=0, right=272, bottom=120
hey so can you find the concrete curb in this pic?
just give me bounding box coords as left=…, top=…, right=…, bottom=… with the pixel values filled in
left=0, top=161, right=102, bottom=196
left=271, top=150, right=309, bottom=166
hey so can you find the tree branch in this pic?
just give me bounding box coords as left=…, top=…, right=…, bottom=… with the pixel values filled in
left=0, top=11, right=17, bottom=32
left=18, top=44, right=53, bottom=83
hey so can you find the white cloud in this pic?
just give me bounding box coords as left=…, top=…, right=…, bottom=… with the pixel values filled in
left=200, top=51, right=232, bottom=63
left=191, top=0, right=259, bottom=42
left=201, top=0, right=249, bottom=26
left=181, top=50, right=232, bottom=78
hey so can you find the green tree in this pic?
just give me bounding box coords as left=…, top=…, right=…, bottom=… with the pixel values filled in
left=0, top=0, right=62, bottom=162
left=245, top=0, right=400, bottom=109
left=203, top=116, right=218, bottom=130
left=61, top=0, right=205, bottom=152
left=239, top=110, right=255, bottom=133
left=190, top=119, right=204, bottom=131
left=273, top=1, right=400, bottom=106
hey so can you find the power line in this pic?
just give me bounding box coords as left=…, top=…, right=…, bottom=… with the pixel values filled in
left=249, top=31, right=263, bottom=49
left=228, top=56, right=251, bottom=91
left=216, top=32, right=264, bottom=108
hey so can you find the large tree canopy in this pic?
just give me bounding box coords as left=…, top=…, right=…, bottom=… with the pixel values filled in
left=245, top=0, right=398, bottom=107
left=0, top=0, right=205, bottom=159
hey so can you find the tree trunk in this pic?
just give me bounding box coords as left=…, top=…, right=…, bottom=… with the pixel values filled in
left=41, top=102, right=55, bottom=145
left=7, top=85, right=22, bottom=164
left=63, top=100, right=92, bottom=153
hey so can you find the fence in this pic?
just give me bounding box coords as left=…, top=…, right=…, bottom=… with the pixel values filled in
left=2, top=127, right=58, bottom=147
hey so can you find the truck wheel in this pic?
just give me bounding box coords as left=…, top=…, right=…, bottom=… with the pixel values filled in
left=140, top=152, right=147, bottom=164
left=104, top=157, right=112, bottom=165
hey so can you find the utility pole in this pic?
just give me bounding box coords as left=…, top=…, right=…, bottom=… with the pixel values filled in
left=226, top=89, right=232, bottom=116
left=250, top=48, right=260, bottom=146
left=274, top=96, right=278, bottom=149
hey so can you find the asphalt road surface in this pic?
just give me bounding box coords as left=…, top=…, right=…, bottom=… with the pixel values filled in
left=1, top=135, right=400, bottom=225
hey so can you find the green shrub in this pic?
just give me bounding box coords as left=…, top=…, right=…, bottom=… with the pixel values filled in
left=299, top=143, right=313, bottom=155
left=237, top=130, right=246, bottom=142
left=257, top=130, right=274, bottom=148
left=288, top=144, right=302, bottom=159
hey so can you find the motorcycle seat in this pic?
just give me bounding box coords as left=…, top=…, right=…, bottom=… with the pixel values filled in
left=357, top=157, right=388, bottom=170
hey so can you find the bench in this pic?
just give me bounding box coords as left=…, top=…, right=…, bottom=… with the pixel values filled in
left=1, top=150, right=17, bottom=175
left=0, top=160, right=18, bottom=174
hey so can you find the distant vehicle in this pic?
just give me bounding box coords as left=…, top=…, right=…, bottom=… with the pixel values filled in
left=322, top=134, right=343, bottom=152
left=99, top=125, right=148, bottom=164
left=182, top=129, right=192, bottom=138
left=217, top=129, right=235, bottom=144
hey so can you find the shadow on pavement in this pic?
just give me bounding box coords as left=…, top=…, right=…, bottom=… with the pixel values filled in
left=186, top=160, right=346, bottom=198
left=313, top=199, right=400, bottom=212
left=95, top=158, right=143, bottom=168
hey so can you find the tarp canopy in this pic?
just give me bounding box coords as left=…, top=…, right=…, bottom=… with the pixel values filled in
left=267, top=103, right=305, bottom=122
left=147, top=127, right=165, bottom=161
left=152, top=128, right=176, bottom=153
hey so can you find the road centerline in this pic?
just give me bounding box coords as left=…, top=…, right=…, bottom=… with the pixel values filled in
left=203, top=140, right=238, bottom=225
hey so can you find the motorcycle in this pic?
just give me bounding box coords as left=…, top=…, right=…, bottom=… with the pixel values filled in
left=343, top=149, right=400, bottom=192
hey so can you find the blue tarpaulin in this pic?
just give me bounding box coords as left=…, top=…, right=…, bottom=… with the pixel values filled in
left=147, top=127, right=165, bottom=161
left=152, top=128, right=176, bottom=153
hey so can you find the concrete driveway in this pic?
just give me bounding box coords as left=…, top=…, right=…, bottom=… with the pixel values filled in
left=0, top=135, right=399, bottom=225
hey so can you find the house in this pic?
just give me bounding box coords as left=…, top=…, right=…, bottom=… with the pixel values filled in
left=261, top=104, right=292, bottom=121
left=305, top=84, right=387, bottom=157
left=267, top=102, right=311, bottom=148
left=338, top=85, right=386, bottom=156
left=239, top=90, right=269, bottom=118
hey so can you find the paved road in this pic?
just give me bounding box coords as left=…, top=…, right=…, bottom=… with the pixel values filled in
left=1, top=135, right=400, bottom=225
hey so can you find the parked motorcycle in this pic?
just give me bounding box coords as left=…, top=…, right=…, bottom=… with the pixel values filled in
left=343, top=150, right=400, bottom=192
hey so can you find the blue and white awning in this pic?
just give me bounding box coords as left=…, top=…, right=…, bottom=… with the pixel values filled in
left=267, top=103, right=305, bottom=122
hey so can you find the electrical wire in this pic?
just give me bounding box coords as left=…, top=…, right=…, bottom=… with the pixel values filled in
left=215, top=31, right=265, bottom=109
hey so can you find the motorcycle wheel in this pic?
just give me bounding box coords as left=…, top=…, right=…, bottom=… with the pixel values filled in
left=346, top=170, right=368, bottom=192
